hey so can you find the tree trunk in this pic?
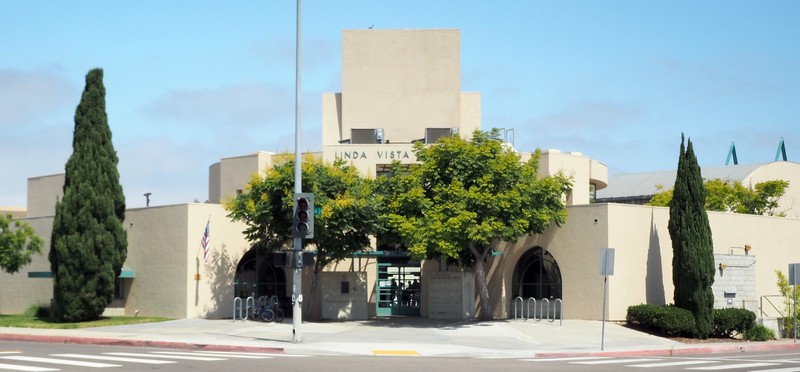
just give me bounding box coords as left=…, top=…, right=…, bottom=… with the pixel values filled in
left=470, top=245, right=492, bottom=321
left=305, top=265, right=320, bottom=320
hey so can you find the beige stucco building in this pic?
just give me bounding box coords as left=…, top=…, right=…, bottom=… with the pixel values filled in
left=2, top=29, right=800, bottom=329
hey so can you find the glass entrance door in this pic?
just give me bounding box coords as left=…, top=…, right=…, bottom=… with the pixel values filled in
left=376, top=262, right=421, bottom=316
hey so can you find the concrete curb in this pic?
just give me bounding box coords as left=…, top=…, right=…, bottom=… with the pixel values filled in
left=0, top=333, right=285, bottom=354
left=534, top=342, right=800, bottom=358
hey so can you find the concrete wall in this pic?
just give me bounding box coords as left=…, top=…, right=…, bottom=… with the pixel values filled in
left=713, top=253, right=757, bottom=313
left=26, top=174, right=64, bottom=218
left=0, top=216, right=56, bottom=314
left=320, top=271, right=368, bottom=320
left=341, top=29, right=461, bottom=138
left=428, top=271, right=475, bottom=319
left=486, top=203, right=800, bottom=321
left=0, top=202, right=256, bottom=319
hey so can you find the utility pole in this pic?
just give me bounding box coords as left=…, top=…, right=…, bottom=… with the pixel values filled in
left=291, top=0, right=303, bottom=344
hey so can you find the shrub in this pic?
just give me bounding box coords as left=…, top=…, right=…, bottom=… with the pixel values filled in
left=712, top=308, right=756, bottom=337
left=22, top=305, right=50, bottom=319
left=745, top=324, right=775, bottom=341
left=627, top=304, right=695, bottom=336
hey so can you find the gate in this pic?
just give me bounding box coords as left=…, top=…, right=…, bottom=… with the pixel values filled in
left=376, top=262, right=421, bottom=316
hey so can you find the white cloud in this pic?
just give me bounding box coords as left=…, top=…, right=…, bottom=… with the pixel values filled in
left=0, top=67, right=76, bottom=130
left=141, top=83, right=293, bottom=130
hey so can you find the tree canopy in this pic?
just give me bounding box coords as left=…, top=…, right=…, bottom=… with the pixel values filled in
left=49, top=68, right=127, bottom=322
left=376, top=129, right=572, bottom=320
left=650, top=178, right=789, bottom=216
left=226, top=156, right=380, bottom=317
left=668, top=134, right=715, bottom=338
left=0, top=214, right=43, bottom=274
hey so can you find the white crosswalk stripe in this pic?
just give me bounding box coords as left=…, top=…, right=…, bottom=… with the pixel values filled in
left=103, top=352, right=227, bottom=361
left=197, top=350, right=309, bottom=357
left=687, top=362, right=779, bottom=370
left=0, top=355, right=120, bottom=368
left=522, top=357, right=613, bottom=362
left=627, top=360, right=719, bottom=368
left=0, top=362, right=58, bottom=372
left=572, top=358, right=663, bottom=365
left=52, top=353, right=176, bottom=364
left=750, top=367, right=800, bottom=372
left=151, top=351, right=273, bottom=359
left=0, top=350, right=302, bottom=371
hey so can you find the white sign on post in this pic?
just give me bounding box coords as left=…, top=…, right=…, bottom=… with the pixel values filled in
left=600, top=247, right=615, bottom=351
left=600, top=248, right=615, bottom=276
left=789, top=263, right=800, bottom=342
left=789, top=263, right=800, bottom=285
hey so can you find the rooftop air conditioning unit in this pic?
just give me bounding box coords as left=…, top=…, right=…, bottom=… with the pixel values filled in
left=425, top=128, right=459, bottom=144
left=350, top=128, right=385, bottom=144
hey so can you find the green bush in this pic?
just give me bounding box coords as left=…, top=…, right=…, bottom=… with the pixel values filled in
left=712, top=308, right=756, bottom=337
left=745, top=324, right=775, bottom=341
left=22, top=305, right=50, bottom=319
left=627, top=304, right=695, bottom=336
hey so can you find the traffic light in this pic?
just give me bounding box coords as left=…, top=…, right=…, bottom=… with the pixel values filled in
left=292, top=193, right=314, bottom=239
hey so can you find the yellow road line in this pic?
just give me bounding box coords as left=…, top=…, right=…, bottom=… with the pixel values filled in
left=372, top=350, right=419, bottom=356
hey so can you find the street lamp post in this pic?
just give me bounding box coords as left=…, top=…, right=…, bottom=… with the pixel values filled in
left=291, top=0, right=303, bottom=344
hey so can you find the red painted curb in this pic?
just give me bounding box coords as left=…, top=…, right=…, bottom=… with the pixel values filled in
left=0, top=333, right=285, bottom=354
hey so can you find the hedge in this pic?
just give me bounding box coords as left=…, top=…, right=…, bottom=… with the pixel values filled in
left=627, top=304, right=758, bottom=338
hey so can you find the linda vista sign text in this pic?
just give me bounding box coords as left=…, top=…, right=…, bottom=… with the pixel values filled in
left=334, top=150, right=413, bottom=161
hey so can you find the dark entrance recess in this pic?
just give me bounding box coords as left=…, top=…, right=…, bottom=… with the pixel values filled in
left=235, top=249, right=289, bottom=315
left=512, top=246, right=562, bottom=300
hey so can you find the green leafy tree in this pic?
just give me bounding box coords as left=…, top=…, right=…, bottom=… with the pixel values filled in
left=0, top=214, right=44, bottom=274
left=649, top=178, right=788, bottom=217
left=49, top=68, right=127, bottom=322
left=379, top=129, right=572, bottom=321
left=226, top=156, right=380, bottom=318
left=668, top=134, right=715, bottom=338
left=775, top=270, right=799, bottom=337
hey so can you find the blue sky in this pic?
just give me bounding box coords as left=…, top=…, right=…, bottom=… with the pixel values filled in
left=2, top=1, right=798, bottom=208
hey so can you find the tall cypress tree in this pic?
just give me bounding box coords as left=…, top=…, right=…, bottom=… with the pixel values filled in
left=49, top=68, right=127, bottom=322
left=668, top=134, right=715, bottom=338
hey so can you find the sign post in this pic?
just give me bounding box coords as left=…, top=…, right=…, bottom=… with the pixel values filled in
left=789, top=263, right=800, bottom=343
left=599, top=248, right=615, bottom=351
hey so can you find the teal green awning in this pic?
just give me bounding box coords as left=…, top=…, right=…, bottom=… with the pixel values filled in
left=119, top=268, right=135, bottom=278
left=28, top=269, right=135, bottom=279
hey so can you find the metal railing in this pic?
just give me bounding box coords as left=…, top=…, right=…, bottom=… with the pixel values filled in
left=760, top=295, right=786, bottom=318
left=512, top=296, right=563, bottom=325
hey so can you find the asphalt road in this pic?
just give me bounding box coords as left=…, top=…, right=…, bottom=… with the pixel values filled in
left=4, top=340, right=800, bottom=371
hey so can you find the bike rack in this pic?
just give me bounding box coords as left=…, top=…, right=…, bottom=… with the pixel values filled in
left=552, top=298, right=563, bottom=326
left=539, top=298, right=550, bottom=322
left=528, top=298, right=539, bottom=321
left=512, top=296, right=563, bottom=325
left=245, top=296, right=255, bottom=320
left=232, top=297, right=243, bottom=321
left=513, top=296, right=524, bottom=319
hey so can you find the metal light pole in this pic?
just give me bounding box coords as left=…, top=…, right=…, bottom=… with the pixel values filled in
left=291, top=0, right=303, bottom=344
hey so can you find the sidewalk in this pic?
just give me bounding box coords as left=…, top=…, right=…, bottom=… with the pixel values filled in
left=2, top=317, right=799, bottom=358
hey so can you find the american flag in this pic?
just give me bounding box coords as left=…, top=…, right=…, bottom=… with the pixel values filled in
left=201, top=219, right=210, bottom=264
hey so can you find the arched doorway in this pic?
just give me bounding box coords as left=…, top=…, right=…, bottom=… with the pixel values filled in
left=234, top=249, right=288, bottom=313
left=512, top=246, right=562, bottom=300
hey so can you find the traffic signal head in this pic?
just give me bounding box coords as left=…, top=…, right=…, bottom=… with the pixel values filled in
left=293, top=193, right=314, bottom=239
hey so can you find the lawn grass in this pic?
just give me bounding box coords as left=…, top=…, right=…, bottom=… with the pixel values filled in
left=0, top=306, right=170, bottom=329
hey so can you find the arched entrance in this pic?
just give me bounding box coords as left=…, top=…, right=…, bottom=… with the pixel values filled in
left=234, top=249, right=288, bottom=313
left=512, top=246, right=562, bottom=300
